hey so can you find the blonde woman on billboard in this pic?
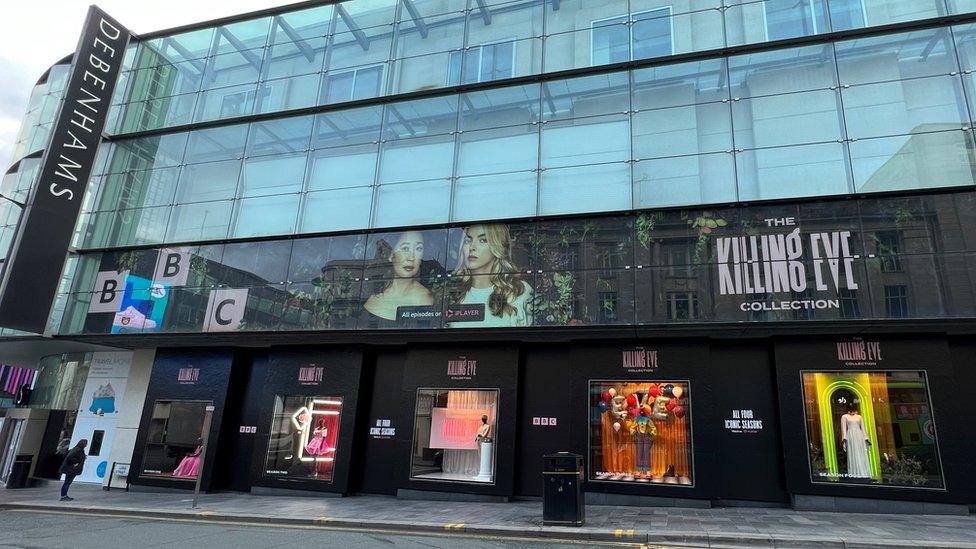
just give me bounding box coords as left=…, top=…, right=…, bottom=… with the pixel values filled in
left=364, top=230, right=434, bottom=324
left=449, top=223, right=532, bottom=328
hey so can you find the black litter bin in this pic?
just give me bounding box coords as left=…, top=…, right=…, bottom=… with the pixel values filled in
left=6, top=455, right=33, bottom=489
left=543, top=452, right=584, bottom=526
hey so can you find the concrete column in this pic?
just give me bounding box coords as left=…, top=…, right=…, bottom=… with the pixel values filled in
left=102, top=348, right=155, bottom=488
left=5, top=407, right=50, bottom=478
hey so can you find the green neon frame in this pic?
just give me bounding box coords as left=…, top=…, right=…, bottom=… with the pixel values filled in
left=814, top=375, right=881, bottom=480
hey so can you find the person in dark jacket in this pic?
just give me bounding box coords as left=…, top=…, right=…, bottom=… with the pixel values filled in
left=58, top=439, right=87, bottom=501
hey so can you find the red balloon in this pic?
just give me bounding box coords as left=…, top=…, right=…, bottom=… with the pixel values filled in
left=626, top=394, right=638, bottom=407
left=665, top=399, right=677, bottom=412
left=602, top=391, right=611, bottom=403
left=648, top=385, right=661, bottom=398
left=673, top=406, right=686, bottom=418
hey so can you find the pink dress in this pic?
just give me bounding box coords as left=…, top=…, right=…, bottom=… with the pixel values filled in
left=172, top=446, right=202, bottom=478
left=304, top=428, right=332, bottom=456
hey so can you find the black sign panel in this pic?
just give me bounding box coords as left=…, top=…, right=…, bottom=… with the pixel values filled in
left=0, top=6, right=130, bottom=332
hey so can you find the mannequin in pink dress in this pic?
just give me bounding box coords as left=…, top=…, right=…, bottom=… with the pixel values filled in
left=304, top=418, right=332, bottom=456
left=173, top=440, right=202, bottom=478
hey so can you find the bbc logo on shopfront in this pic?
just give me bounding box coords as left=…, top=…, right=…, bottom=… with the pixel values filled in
left=532, top=417, right=557, bottom=426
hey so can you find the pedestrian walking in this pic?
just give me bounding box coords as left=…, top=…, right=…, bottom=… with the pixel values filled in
left=58, top=439, right=87, bottom=501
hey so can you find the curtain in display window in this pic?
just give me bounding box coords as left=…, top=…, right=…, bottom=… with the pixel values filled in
left=443, top=390, right=497, bottom=476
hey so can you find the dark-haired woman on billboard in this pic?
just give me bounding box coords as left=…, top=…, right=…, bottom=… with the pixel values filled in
left=363, top=231, right=434, bottom=325
left=449, top=223, right=532, bottom=328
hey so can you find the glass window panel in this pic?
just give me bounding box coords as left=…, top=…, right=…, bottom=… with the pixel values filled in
left=452, top=171, right=538, bottom=222
left=392, top=51, right=459, bottom=93
left=195, top=84, right=258, bottom=122
left=322, top=63, right=387, bottom=104
left=843, top=76, right=968, bottom=140
left=106, top=132, right=189, bottom=173
left=307, top=144, right=379, bottom=190
left=835, top=29, right=958, bottom=86
left=398, top=0, right=467, bottom=21
left=126, top=61, right=206, bottom=103
left=263, top=37, right=327, bottom=79
left=633, top=103, right=732, bottom=159
left=459, top=84, right=541, bottom=131
left=851, top=131, right=976, bottom=192
left=466, top=0, right=543, bottom=46
left=452, top=37, right=541, bottom=86
left=114, top=167, right=181, bottom=210
left=540, top=114, right=630, bottom=168
left=118, top=93, right=198, bottom=133
left=382, top=95, right=459, bottom=140
left=827, top=0, right=868, bottom=30
left=409, top=389, right=499, bottom=482
left=632, top=58, right=729, bottom=110
left=327, top=28, right=394, bottom=72
left=545, top=0, right=629, bottom=35
left=268, top=6, right=334, bottom=46
left=263, top=395, right=344, bottom=480
left=220, top=241, right=292, bottom=285
left=234, top=194, right=301, bottom=238
left=948, top=0, right=976, bottom=14
left=530, top=216, right=634, bottom=272
left=542, top=72, right=630, bottom=121
left=312, top=105, right=384, bottom=148
left=176, top=160, right=242, bottom=203
left=374, top=179, right=451, bottom=227
left=732, top=89, right=844, bottom=149
left=301, top=186, right=374, bottom=233
left=335, top=0, right=398, bottom=32
left=456, top=125, right=538, bottom=176
left=255, top=74, right=321, bottom=114
left=185, top=125, right=248, bottom=164
left=364, top=227, right=448, bottom=276
left=139, top=400, right=211, bottom=478
left=634, top=152, right=737, bottom=208
left=736, top=142, right=851, bottom=200
left=241, top=153, right=308, bottom=197
left=539, top=162, right=632, bottom=215
left=729, top=44, right=837, bottom=98
left=139, top=28, right=214, bottom=68
left=247, top=116, right=313, bottom=156
left=85, top=206, right=171, bottom=248
left=212, top=17, right=272, bottom=56
left=393, top=10, right=465, bottom=59
left=954, top=23, right=976, bottom=71
left=202, top=49, right=266, bottom=90
left=378, top=134, right=456, bottom=184
left=167, top=200, right=234, bottom=242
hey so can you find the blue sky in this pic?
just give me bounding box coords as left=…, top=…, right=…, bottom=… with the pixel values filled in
left=0, top=0, right=288, bottom=169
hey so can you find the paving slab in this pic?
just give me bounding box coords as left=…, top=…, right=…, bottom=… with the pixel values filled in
left=1, top=484, right=973, bottom=548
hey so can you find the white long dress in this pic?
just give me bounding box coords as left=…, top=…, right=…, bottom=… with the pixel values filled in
left=841, top=413, right=872, bottom=478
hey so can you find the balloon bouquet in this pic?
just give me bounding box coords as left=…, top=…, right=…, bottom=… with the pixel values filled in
left=596, top=382, right=687, bottom=482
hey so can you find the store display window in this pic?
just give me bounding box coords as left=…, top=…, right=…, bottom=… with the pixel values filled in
left=589, top=381, right=693, bottom=485
left=802, top=371, right=944, bottom=488
left=410, top=389, right=498, bottom=484
left=140, top=400, right=210, bottom=480
left=264, top=395, right=344, bottom=482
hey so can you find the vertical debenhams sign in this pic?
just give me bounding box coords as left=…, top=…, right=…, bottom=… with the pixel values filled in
left=0, top=6, right=130, bottom=333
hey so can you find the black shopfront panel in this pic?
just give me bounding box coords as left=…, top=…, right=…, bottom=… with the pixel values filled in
left=710, top=342, right=788, bottom=504
left=356, top=349, right=407, bottom=495
left=570, top=341, right=717, bottom=501
left=130, top=349, right=234, bottom=491
left=775, top=336, right=971, bottom=504
left=250, top=347, right=364, bottom=494
left=393, top=345, right=519, bottom=497
left=516, top=346, right=573, bottom=497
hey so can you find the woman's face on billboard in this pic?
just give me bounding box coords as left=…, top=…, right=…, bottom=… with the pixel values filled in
left=462, top=225, right=494, bottom=273
left=391, top=231, right=424, bottom=278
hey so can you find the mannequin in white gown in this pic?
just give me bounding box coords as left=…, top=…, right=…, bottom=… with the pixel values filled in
left=841, top=409, right=872, bottom=478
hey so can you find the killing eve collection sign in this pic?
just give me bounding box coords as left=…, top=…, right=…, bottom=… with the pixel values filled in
left=0, top=7, right=130, bottom=333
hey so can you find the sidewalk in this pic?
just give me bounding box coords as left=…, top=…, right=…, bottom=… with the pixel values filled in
left=1, top=484, right=974, bottom=549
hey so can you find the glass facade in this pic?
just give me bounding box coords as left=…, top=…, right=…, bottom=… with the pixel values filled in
left=106, top=1, right=974, bottom=133
left=59, top=190, right=976, bottom=334
left=83, top=24, right=976, bottom=249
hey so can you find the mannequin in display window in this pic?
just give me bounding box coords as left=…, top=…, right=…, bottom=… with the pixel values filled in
left=172, top=438, right=203, bottom=479
left=287, top=407, right=310, bottom=461
left=474, top=415, right=493, bottom=482
left=841, top=407, right=872, bottom=478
